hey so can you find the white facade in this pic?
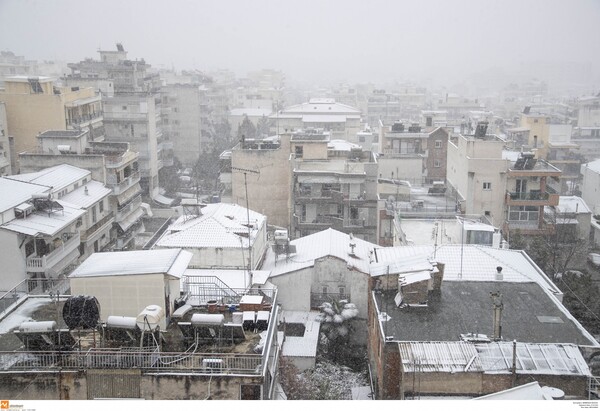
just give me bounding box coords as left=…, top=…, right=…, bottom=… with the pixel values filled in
left=581, top=159, right=600, bottom=215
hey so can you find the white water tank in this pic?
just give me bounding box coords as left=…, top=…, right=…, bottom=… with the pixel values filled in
left=136, top=305, right=164, bottom=331
left=107, top=316, right=138, bottom=330
left=191, top=313, right=225, bottom=327
left=19, top=321, right=57, bottom=333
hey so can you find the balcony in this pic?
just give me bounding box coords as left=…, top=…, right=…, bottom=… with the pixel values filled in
left=80, top=212, right=114, bottom=242
left=506, top=191, right=559, bottom=206
left=26, top=232, right=81, bottom=274
left=116, top=219, right=144, bottom=250
left=107, top=171, right=140, bottom=195
left=66, top=111, right=103, bottom=128
left=116, top=195, right=142, bottom=223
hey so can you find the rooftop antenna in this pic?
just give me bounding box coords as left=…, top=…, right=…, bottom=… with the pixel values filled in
left=231, top=166, right=260, bottom=287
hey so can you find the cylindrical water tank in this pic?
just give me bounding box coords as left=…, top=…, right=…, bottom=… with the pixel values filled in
left=136, top=305, right=164, bottom=331
left=232, top=312, right=243, bottom=324
left=191, top=313, right=225, bottom=327
left=19, top=321, right=57, bottom=333
left=106, top=316, right=138, bottom=330
left=541, top=386, right=565, bottom=400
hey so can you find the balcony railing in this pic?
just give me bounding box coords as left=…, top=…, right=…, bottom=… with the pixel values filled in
left=107, top=171, right=140, bottom=195
left=26, top=232, right=80, bottom=273
left=508, top=191, right=549, bottom=201
left=116, top=195, right=142, bottom=223
left=80, top=212, right=114, bottom=242
left=66, top=111, right=103, bottom=127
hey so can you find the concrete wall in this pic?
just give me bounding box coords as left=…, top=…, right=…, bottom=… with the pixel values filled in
left=582, top=164, right=600, bottom=215
left=0, top=371, right=266, bottom=400
left=19, top=154, right=107, bottom=183
left=0, top=229, right=27, bottom=290
left=377, top=157, right=423, bottom=182
left=231, top=139, right=291, bottom=228
left=70, top=273, right=178, bottom=329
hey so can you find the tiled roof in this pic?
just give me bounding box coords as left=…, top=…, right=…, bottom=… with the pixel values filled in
left=155, top=203, right=266, bottom=249
left=261, top=228, right=377, bottom=277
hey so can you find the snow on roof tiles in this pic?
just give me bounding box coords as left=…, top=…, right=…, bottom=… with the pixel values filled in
left=262, top=228, right=376, bottom=277
left=69, top=249, right=193, bottom=278
left=155, top=203, right=265, bottom=249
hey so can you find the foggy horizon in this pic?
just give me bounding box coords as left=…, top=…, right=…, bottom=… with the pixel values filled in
left=1, top=0, right=599, bottom=91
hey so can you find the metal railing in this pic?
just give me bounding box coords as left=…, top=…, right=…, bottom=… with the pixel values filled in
left=0, top=279, right=70, bottom=317
left=508, top=191, right=549, bottom=201
left=81, top=212, right=114, bottom=241
left=66, top=111, right=103, bottom=127
left=26, top=232, right=80, bottom=272
left=0, top=350, right=263, bottom=375
left=107, top=172, right=140, bottom=195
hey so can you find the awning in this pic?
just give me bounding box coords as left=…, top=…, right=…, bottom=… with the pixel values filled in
left=140, top=202, right=153, bottom=217
left=116, top=183, right=142, bottom=206
left=153, top=193, right=175, bottom=206
left=117, top=208, right=144, bottom=232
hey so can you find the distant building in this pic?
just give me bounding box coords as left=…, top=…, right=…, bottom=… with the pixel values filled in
left=0, top=102, right=12, bottom=175
left=581, top=159, right=600, bottom=215
left=0, top=76, right=103, bottom=172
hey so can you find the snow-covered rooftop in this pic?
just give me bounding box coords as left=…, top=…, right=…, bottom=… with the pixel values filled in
left=155, top=203, right=266, bottom=249
left=0, top=178, right=49, bottom=213
left=327, top=139, right=362, bottom=151
left=229, top=108, right=272, bottom=117
left=1, top=202, right=85, bottom=236
left=281, top=311, right=321, bottom=358
left=583, top=159, right=600, bottom=174
left=261, top=228, right=377, bottom=277
left=373, top=244, right=560, bottom=296
left=60, top=180, right=112, bottom=209
left=69, top=249, right=193, bottom=279
left=399, top=341, right=590, bottom=377
left=6, top=164, right=90, bottom=194
left=553, top=196, right=591, bottom=215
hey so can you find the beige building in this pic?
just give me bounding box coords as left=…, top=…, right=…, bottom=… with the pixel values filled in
left=0, top=102, right=11, bottom=175
left=0, top=76, right=103, bottom=171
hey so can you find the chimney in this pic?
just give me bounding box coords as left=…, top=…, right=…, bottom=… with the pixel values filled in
left=84, top=186, right=89, bottom=196
left=490, top=291, right=503, bottom=341
left=495, top=266, right=503, bottom=281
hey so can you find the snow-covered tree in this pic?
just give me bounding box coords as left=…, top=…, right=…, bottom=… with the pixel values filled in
left=316, top=299, right=359, bottom=362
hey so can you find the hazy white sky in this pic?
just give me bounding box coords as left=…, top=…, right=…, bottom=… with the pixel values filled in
left=0, top=0, right=599, bottom=85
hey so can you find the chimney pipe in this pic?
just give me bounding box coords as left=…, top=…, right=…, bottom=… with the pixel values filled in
left=490, top=291, right=503, bottom=341
left=495, top=266, right=503, bottom=281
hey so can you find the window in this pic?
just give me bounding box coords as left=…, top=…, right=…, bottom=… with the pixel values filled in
left=434, top=159, right=441, bottom=168
left=358, top=135, right=365, bottom=142
left=339, top=286, right=346, bottom=296
left=295, top=145, right=303, bottom=158
left=322, top=286, right=328, bottom=295
left=91, top=205, right=97, bottom=223
left=122, top=106, right=128, bottom=110
left=483, top=182, right=491, bottom=190
left=99, top=199, right=104, bottom=213
left=484, top=211, right=491, bottom=216
left=435, top=140, right=442, bottom=148
left=130, top=124, right=135, bottom=136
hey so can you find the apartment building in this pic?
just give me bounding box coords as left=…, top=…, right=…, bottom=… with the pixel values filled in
left=67, top=45, right=167, bottom=197
left=574, top=95, right=600, bottom=161
left=0, top=164, right=112, bottom=290
left=19, top=129, right=145, bottom=251
left=0, top=76, right=103, bottom=172
left=271, top=98, right=362, bottom=141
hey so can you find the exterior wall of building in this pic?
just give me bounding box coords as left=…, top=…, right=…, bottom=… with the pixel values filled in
left=377, top=157, right=423, bottom=182
left=581, top=164, right=600, bottom=215
left=0, top=229, right=27, bottom=289
left=0, top=81, right=96, bottom=161
left=578, top=98, right=600, bottom=127
left=19, top=154, right=107, bottom=184
left=426, top=127, right=448, bottom=182
left=70, top=273, right=177, bottom=329
left=231, top=139, right=291, bottom=228
left=0, top=371, right=268, bottom=400
left=401, top=371, right=483, bottom=396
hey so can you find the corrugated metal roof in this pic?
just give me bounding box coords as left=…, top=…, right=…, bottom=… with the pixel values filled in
left=398, top=341, right=482, bottom=373
left=398, top=341, right=590, bottom=377
left=69, top=249, right=193, bottom=278
left=155, top=203, right=266, bottom=249
left=477, top=342, right=590, bottom=376
left=261, top=228, right=376, bottom=277
left=7, top=164, right=90, bottom=193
